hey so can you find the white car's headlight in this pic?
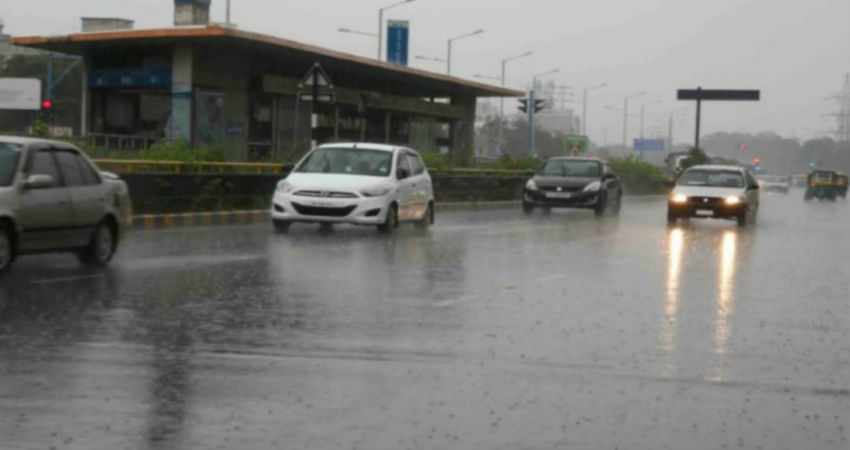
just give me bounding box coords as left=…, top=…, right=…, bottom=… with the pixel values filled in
left=525, top=179, right=538, bottom=190
left=583, top=180, right=602, bottom=192
left=670, top=193, right=688, bottom=204
left=360, top=184, right=393, bottom=197
left=276, top=180, right=295, bottom=194
left=725, top=196, right=742, bottom=205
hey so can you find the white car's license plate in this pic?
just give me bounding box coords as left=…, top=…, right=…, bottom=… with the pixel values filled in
left=546, top=192, right=572, bottom=199
left=695, top=209, right=713, bottom=216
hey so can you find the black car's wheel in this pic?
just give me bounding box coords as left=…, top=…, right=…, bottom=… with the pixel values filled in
left=273, top=219, right=291, bottom=233
left=541, top=206, right=551, bottom=215
left=0, top=225, right=13, bottom=275
left=522, top=202, right=534, bottom=215
left=78, top=221, right=117, bottom=267
left=610, top=192, right=622, bottom=215
left=593, top=192, right=607, bottom=217
left=378, top=204, right=398, bottom=234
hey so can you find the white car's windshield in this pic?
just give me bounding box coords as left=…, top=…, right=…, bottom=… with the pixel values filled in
left=0, top=142, right=22, bottom=187
left=678, top=169, right=745, bottom=188
left=541, top=160, right=601, bottom=177
left=296, top=147, right=392, bottom=177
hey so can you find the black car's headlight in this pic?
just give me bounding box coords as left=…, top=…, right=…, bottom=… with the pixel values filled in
left=525, top=179, right=538, bottom=190
left=583, top=180, right=601, bottom=192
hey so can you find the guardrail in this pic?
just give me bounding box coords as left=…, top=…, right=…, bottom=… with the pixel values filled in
left=93, top=159, right=289, bottom=175
left=92, top=159, right=531, bottom=177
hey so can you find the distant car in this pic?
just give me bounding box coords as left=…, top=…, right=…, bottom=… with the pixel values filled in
left=270, top=143, right=434, bottom=233
left=522, top=157, right=622, bottom=216
left=0, top=137, right=132, bottom=274
left=757, top=175, right=791, bottom=193
left=804, top=170, right=840, bottom=201
left=668, top=165, right=760, bottom=226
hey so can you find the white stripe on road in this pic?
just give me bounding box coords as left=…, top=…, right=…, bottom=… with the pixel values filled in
left=31, top=274, right=105, bottom=285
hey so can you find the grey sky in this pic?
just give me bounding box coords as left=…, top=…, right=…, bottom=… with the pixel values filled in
left=3, top=0, right=848, bottom=145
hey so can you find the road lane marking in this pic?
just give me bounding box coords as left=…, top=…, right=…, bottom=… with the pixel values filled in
left=31, top=274, right=105, bottom=285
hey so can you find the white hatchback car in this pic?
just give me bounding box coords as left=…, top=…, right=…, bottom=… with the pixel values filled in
left=271, top=143, right=435, bottom=233
left=667, top=165, right=760, bottom=226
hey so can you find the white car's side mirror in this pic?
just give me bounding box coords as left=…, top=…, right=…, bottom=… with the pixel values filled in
left=24, top=174, right=55, bottom=190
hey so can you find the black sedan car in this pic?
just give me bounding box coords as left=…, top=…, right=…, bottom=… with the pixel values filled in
left=523, top=157, right=622, bottom=216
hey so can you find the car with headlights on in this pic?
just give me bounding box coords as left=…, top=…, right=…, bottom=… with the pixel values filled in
left=0, top=136, right=132, bottom=274
left=522, top=157, right=622, bottom=216
left=668, top=165, right=759, bottom=226
left=271, top=143, right=434, bottom=233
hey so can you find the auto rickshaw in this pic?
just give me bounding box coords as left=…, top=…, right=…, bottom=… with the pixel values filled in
left=836, top=173, right=848, bottom=199
left=804, top=170, right=838, bottom=201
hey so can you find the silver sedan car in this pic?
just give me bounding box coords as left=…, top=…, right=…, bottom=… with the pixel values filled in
left=0, top=137, right=132, bottom=273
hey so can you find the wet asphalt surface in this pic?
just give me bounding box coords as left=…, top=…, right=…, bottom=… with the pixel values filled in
left=1, top=191, right=848, bottom=450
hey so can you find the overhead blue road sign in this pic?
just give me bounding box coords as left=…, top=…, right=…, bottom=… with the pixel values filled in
left=634, top=138, right=665, bottom=152
left=387, top=20, right=409, bottom=67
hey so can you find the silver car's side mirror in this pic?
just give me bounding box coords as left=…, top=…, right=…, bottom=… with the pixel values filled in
left=24, top=174, right=55, bottom=190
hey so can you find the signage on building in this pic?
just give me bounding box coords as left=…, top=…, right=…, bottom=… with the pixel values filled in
left=633, top=138, right=665, bottom=152
left=89, top=67, right=171, bottom=88
left=0, top=78, right=41, bottom=110
left=386, top=20, right=409, bottom=66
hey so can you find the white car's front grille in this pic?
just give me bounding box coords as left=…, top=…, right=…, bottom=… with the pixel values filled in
left=294, top=190, right=359, bottom=199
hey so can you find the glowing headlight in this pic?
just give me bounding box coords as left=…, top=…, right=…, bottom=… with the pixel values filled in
left=583, top=180, right=602, bottom=192
left=525, top=179, right=538, bottom=190
left=360, top=184, right=393, bottom=197
left=671, top=194, right=688, bottom=204
left=725, top=196, right=742, bottom=205
left=276, top=180, right=295, bottom=194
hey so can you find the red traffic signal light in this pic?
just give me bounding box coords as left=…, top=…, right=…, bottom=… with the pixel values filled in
left=752, top=157, right=761, bottom=165
left=41, top=100, right=53, bottom=110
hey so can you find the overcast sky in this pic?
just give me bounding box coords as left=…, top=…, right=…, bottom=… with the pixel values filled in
left=3, top=0, right=849, bottom=145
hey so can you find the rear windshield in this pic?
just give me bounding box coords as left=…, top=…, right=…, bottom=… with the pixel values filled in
left=678, top=169, right=745, bottom=188
left=0, top=142, right=22, bottom=186
left=541, top=160, right=601, bottom=177
left=296, top=147, right=392, bottom=177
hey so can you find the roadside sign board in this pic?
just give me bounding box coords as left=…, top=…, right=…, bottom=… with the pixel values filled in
left=564, top=134, right=589, bottom=155
left=677, top=89, right=760, bottom=101
left=298, top=93, right=335, bottom=103
left=387, top=20, right=410, bottom=66
left=299, top=63, right=333, bottom=89
left=0, top=78, right=41, bottom=110
left=633, top=138, right=665, bottom=152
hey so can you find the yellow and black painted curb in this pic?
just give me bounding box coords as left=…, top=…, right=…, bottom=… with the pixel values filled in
left=132, top=210, right=270, bottom=230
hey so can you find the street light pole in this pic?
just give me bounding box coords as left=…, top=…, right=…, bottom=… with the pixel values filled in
left=582, top=82, right=607, bottom=136
left=446, top=29, right=483, bottom=75
left=639, top=100, right=662, bottom=138
left=622, top=91, right=646, bottom=149
left=528, top=68, right=560, bottom=156
left=226, top=0, right=231, bottom=26
left=377, top=0, right=416, bottom=62
left=497, top=51, right=533, bottom=154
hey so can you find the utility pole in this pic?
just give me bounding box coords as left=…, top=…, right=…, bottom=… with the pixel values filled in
left=226, top=0, right=231, bottom=26
left=497, top=51, right=532, bottom=155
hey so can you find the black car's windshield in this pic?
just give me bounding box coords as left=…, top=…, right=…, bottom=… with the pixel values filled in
left=678, top=169, right=745, bottom=188
left=296, top=147, right=393, bottom=177
left=0, top=142, right=22, bottom=187
left=541, top=160, right=601, bottom=177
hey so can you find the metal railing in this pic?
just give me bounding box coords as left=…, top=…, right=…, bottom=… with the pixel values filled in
left=87, top=133, right=164, bottom=150
left=93, top=159, right=290, bottom=175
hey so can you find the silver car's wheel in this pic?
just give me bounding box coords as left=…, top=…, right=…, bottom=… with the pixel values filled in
left=78, top=222, right=116, bottom=266
left=0, top=228, right=12, bottom=274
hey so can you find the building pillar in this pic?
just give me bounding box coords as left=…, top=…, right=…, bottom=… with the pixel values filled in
left=170, top=43, right=193, bottom=143
left=80, top=56, right=88, bottom=137
left=450, top=94, right=476, bottom=163
left=384, top=112, right=392, bottom=143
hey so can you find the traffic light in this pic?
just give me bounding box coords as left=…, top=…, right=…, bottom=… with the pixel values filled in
left=41, top=100, right=52, bottom=110
left=517, top=99, right=547, bottom=113
left=533, top=99, right=546, bottom=113
left=751, top=157, right=761, bottom=166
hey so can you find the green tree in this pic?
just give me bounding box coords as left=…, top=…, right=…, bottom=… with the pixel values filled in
left=681, top=147, right=710, bottom=169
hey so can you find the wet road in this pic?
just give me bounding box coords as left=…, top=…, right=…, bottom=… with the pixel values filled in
left=1, top=192, right=848, bottom=450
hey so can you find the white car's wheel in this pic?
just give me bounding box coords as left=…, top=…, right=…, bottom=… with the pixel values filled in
left=377, top=204, right=398, bottom=234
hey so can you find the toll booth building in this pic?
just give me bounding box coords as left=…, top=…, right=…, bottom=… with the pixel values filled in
left=14, top=26, right=520, bottom=161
